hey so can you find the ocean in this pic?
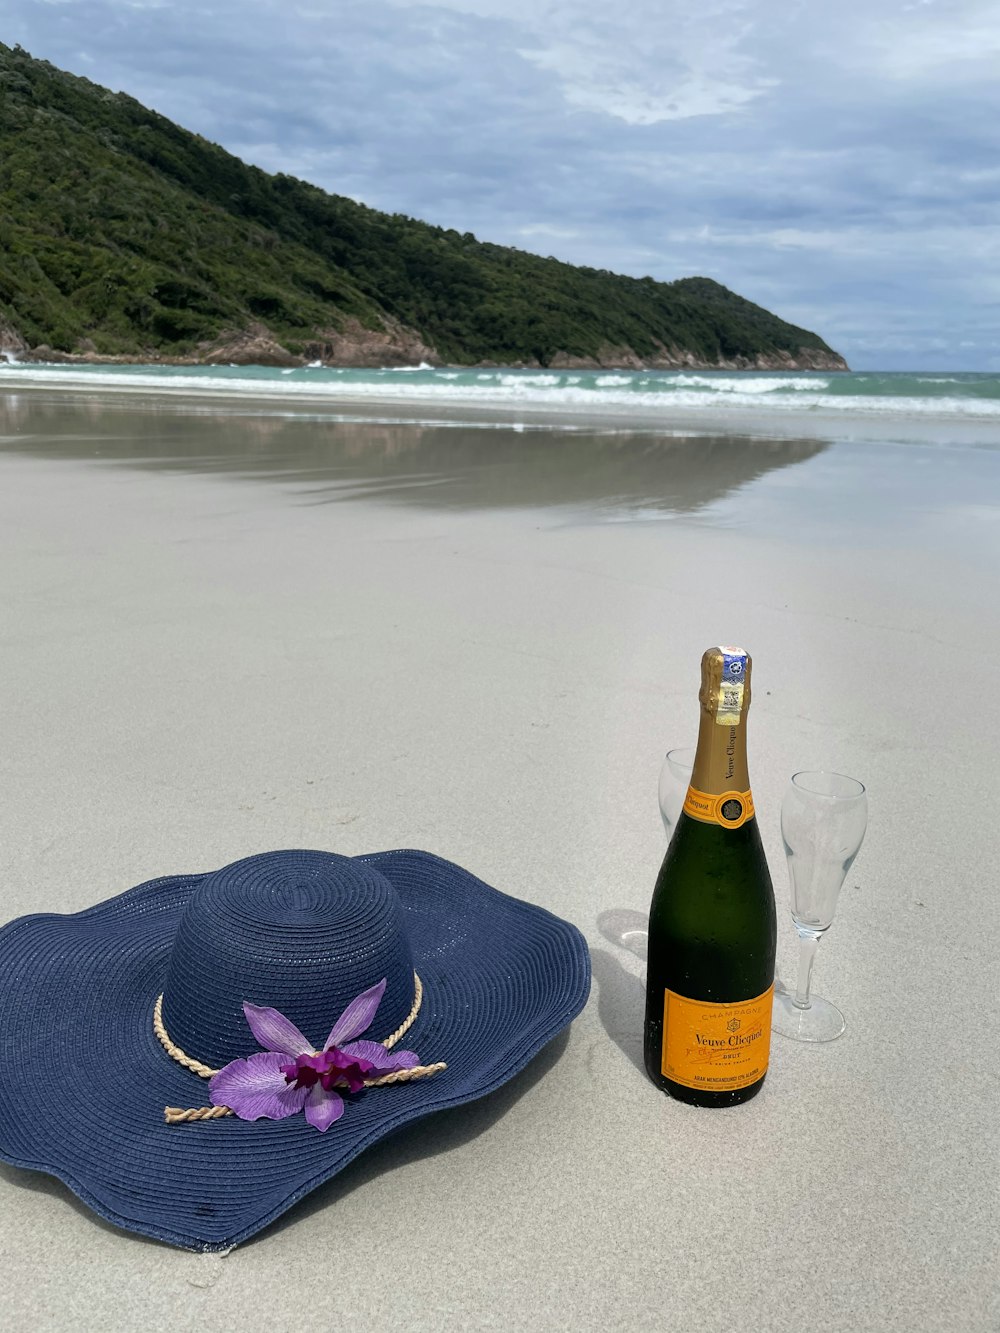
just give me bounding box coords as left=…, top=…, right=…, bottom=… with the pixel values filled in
left=3, top=361, right=998, bottom=572
left=2, top=364, right=1000, bottom=445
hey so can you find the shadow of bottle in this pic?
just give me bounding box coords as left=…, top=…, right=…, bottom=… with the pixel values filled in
left=592, top=908, right=650, bottom=1078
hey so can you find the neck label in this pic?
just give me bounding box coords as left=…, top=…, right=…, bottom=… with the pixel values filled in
left=683, top=786, right=755, bottom=829
left=717, top=650, right=747, bottom=725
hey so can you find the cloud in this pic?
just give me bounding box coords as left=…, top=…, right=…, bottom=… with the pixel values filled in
left=396, top=0, right=775, bottom=123
left=9, top=0, right=1000, bottom=368
left=858, top=1, right=1000, bottom=78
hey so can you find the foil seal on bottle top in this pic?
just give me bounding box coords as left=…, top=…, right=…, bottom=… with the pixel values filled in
left=717, top=647, right=747, bottom=725
left=699, top=645, right=750, bottom=725
left=686, top=646, right=754, bottom=826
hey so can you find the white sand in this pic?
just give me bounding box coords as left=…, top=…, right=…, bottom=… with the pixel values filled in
left=0, top=395, right=997, bottom=1332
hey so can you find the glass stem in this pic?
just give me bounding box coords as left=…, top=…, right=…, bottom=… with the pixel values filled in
left=793, top=934, right=819, bottom=1010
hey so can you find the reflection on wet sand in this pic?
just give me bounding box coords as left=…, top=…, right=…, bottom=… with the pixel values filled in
left=0, top=390, right=827, bottom=518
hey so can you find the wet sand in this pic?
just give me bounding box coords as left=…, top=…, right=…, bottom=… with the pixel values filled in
left=1, top=390, right=997, bottom=1332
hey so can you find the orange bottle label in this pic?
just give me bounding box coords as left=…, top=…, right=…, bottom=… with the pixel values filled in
left=683, top=786, right=755, bottom=829
left=661, top=985, right=774, bottom=1092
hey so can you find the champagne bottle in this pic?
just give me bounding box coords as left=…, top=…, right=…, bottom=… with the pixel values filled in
left=644, top=647, right=777, bottom=1107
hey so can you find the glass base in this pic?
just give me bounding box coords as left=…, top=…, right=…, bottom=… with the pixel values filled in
left=772, top=985, right=846, bottom=1042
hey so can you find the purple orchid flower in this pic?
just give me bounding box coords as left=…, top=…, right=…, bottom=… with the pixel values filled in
left=209, top=979, right=420, bottom=1132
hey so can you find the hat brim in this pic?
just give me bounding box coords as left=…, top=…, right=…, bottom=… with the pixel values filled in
left=0, top=850, right=590, bottom=1250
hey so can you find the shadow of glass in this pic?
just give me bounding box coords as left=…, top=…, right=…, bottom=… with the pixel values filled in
left=596, top=908, right=648, bottom=961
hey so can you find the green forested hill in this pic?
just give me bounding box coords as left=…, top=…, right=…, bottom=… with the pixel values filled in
left=0, top=43, right=847, bottom=369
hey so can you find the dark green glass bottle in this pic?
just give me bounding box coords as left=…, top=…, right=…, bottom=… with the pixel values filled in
left=644, top=647, right=776, bottom=1107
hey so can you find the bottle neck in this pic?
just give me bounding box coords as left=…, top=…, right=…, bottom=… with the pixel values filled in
left=689, top=708, right=751, bottom=797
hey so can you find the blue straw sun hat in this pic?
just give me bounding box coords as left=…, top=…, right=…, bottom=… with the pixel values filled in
left=0, top=848, right=590, bottom=1250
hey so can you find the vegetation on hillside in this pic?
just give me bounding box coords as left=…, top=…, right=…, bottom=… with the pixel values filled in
left=0, top=43, right=845, bottom=367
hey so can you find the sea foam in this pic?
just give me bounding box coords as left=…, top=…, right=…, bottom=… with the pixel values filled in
left=3, top=365, right=1000, bottom=424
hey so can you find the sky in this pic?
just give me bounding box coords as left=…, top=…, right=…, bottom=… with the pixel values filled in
left=8, top=0, right=1000, bottom=370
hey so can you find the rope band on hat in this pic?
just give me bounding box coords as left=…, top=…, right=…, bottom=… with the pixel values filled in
left=382, top=972, right=425, bottom=1050
left=153, top=973, right=426, bottom=1079
left=155, top=972, right=446, bottom=1124
left=153, top=994, right=221, bottom=1078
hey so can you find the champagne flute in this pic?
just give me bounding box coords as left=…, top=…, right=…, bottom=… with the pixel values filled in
left=772, top=771, right=868, bottom=1042
left=657, top=746, right=695, bottom=835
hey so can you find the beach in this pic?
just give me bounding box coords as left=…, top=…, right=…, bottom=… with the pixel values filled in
left=1, top=377, right=997, bottom=1332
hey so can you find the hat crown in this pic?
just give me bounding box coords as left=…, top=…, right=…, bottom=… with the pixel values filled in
left=159, top=851, right=416, bottom=1066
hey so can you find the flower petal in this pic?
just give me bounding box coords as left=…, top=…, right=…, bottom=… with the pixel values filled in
left=304, top=1084, right=345, bottom=1132
left=324, top=979, right=387, bottom=1048
left=243, top=1003, right=314, bottom=1057
left=317, top=1048, right=375, bottom=1093
left=340, top=1039, right=420, bottom=1073
left=209, top=1052, right=310, bottom=1121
